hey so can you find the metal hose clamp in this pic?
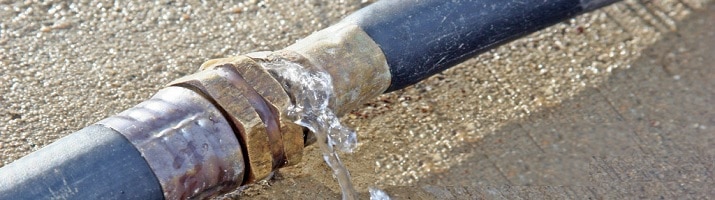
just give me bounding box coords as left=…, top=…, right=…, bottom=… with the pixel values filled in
left=98, top=87, right=246, bottom=199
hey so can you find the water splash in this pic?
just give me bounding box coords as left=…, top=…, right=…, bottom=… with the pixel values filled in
left=369, top=187, right=392, bottom=200
left=261, top=59, right=358, bottom=199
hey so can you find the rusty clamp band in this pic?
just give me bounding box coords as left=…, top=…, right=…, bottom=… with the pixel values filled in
left=169, top=56, right=304, bottom=184
left=98, top=87, right=245, bottom=199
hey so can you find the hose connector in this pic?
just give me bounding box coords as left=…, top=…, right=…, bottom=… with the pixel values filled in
left=103, top=21, right=390, bottom=199
left=169, top=56, right=305, bottom=184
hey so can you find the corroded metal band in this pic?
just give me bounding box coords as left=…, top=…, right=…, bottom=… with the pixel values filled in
left=97, top=87, right=245, bottom=199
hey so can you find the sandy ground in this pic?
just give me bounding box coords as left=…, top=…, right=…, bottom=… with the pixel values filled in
left=1, top=0, right=713, bottom=199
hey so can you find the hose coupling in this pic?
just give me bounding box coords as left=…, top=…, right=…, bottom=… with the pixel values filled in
left=81, top=19, right=395, bottom=200
left=166, top=22, right=391, bottom=187
left=169, top=56, right=305, bottom=184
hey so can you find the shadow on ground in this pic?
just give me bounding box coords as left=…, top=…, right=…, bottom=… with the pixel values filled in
left=391, top=4, right=715, bottom=199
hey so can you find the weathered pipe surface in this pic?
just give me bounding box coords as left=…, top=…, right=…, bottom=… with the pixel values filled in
left=99, top=87, right=245, bottom=199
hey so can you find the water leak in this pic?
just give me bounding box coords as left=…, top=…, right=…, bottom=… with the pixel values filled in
left=261, top=59, right=360, bottom=199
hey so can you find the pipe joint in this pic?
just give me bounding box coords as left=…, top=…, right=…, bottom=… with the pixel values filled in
left=169, top=56, right=305, bottom=184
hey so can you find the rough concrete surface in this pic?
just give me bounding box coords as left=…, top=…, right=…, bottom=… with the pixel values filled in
left=1, top=0, right=713, bottom=199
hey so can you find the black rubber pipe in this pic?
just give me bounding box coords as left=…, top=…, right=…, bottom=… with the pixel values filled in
left=0, top=125, right=164, bottom=200
left=345, top=0, right=619, bottom=91
left=0, top=1, right=620, bottom=199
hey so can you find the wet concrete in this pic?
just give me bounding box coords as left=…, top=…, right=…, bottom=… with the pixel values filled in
left=1, top=0, right=713, bottom=199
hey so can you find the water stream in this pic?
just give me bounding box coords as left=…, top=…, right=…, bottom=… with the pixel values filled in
left=262, top=59, right=379, bottom=199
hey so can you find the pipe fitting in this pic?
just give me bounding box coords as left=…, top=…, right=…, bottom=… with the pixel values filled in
left=169, top=56, right=304, bottom=184
left=127, top=20, right=391, bottom=197
left=200, top=56, right=305, bottom=167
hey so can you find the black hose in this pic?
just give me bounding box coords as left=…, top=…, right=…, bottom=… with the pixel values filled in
left=0, top=1, right=621, bottom=198
left=346, top=0, right=619, bottom=91
left=0, top=125, right=164, bottom=200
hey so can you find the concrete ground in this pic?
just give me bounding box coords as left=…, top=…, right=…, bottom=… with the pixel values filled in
left=1, top=0, right=712, bottom=199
